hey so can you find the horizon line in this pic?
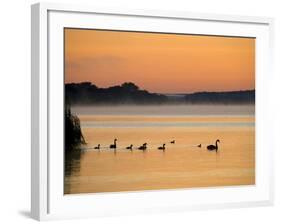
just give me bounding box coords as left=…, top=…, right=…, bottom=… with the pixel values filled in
left=65, top=81, right=255, bottom=95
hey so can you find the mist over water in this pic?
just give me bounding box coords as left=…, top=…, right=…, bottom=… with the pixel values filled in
left=72, top=104, right=255, bottom=116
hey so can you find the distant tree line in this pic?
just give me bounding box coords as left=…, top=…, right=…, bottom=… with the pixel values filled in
left=65, top=82, right=168, bottom=105
left=184, top=90, right=255, bottom=104
left=65, top=82, right=255, bottom=105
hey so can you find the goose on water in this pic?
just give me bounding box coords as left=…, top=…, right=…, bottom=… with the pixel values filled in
left=110, top=139, right=117, bottom=149
left=158, top=144, right=166, bottom=151
left=207, top=139, right=220, bottom=152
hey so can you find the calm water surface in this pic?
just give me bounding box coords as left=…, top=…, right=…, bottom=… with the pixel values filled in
left=65, top=105, right=255, bottom=194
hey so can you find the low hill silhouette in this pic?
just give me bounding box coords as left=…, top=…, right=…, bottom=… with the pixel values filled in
left=184, top=90, right=255, bottom=104
left=65, top=82, right=168, bottom=105
left=65, top=82, right=255, bottom=105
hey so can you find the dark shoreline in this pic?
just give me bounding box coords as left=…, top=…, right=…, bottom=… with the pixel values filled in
left=65, top=82, right=255, bottom=106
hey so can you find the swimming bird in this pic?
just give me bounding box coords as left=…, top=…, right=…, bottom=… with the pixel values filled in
left=94, top=144, right=100, bottom=150
left=158, top=144, right=166, bottom=151
left=207, top=139, right=220, bottom=152
left=138, top=143, right=147, bottom=150
left=170, top=140, right=175, bottom=144
left=126, top=144, right=133, bottom=150
left=197, top=144, right=201, bottom=148
left=110, top=139, right=117, bottom=149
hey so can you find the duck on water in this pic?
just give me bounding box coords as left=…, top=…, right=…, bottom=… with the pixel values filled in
left=94, top=144, right=100, bottom=150
left=126, top=144, right=133, bottom=151
left=138, top=143, right=147, bottom=151
left=158, top=144, right=166, bottom=151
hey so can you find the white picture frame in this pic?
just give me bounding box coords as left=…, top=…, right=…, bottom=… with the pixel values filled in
left=31, top=2, right=274, bottom=221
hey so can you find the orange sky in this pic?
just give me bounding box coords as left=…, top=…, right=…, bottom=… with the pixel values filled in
left=65, top=28, right=255, bottom=93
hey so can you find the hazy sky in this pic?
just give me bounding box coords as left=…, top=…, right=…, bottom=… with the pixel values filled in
left=65, top=28, right=255, bottom=94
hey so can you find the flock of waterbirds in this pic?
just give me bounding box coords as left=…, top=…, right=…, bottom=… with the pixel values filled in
left=88, top=139, right=220, bottom=153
